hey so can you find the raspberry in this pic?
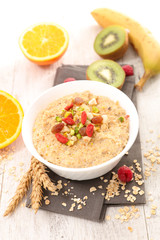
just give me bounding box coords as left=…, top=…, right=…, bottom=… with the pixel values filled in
left=64, top=78, right=76, bottom=83
left=117, top=166, right=133, bottom=183
left=122, top=65, right=134, bottom=76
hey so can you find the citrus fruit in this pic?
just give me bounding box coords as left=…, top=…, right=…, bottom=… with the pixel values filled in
left=19, top=23, right=69, bottom=65
left=0, top=90, right=24, bottom=149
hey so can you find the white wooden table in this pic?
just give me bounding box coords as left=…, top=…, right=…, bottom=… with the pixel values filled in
left=0, top=1, right=160, bottom=239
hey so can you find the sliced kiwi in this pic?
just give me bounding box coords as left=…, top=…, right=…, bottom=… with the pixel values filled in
left=86, top=59, right=125, bottom=89
left=94, top=25, right=128, bottom=60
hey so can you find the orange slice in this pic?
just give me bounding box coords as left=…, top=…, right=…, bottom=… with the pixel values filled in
left=0, top=91, right=24, bottom=149
left=19, top=23, right=69, bottom=65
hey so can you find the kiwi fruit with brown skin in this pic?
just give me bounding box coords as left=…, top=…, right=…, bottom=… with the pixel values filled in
left=94, top=25, right=129, bottom=60
left=86, top=59, right=125, bottom=89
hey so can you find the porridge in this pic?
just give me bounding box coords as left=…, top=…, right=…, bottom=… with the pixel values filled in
left=32, top=91, right=129, bottom=168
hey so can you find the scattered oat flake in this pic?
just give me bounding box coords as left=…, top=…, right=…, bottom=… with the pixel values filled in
left=45, top=199, right=50, bottom=205
left=128, top=227, right=133, bottom=232
left=139, top=190, right=144, bottom=195
left=106, top=215, right=111, bottom=221
left=151, top=210, right=156, bottom=215
left=77, top=204, right=82, bottom=210
left=62, top=202, right=67, bottom=207
left=148, top=196, right=154, bottom=202
left=83, top=196, right=88, bottom=200
left=115, top=214, right=120, bottom=219
left=69, top=203, right=76, bottom=212
left=135, top=213, right=140, bottom=219
left=90, top=187, right=97, bottom=192
left=0, top=146, right=15, bottom=165
left=151, top=205, right=157, bottom=210
left=103, top=179, right=108, bottom=183
left=19, top=162, right=24, bottom=167
left=116, top=206, right=139, bottom=223
left=51, top=191, right=58, bottom=196
left=127, top=194, right=136, bottom=203
left=44, top=196, right=48, bottom=200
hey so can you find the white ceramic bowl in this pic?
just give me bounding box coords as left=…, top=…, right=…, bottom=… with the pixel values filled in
left=22, top=80, right=139, bottom=181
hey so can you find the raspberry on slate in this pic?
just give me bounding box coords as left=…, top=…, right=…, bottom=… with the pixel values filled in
left=122, top=65, right=134, bottom=76
left=64, top=78, right=76, bottom=83
left=117, top=165, right=133, bottom=183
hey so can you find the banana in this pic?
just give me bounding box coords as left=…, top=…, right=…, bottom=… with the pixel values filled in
left=91, top=8, right=160, bottom=90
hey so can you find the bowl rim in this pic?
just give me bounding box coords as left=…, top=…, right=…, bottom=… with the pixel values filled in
left=22, top=80, right=139, bottom=173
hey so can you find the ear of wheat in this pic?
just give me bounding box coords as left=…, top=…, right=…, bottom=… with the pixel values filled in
left=4, top=157, right=57, bottom=216
left=3, top=167, right=32, bottom=217
left=31, top=157, right=57, bottom=192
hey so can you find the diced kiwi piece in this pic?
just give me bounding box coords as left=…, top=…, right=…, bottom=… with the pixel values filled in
left=94, top=25, right=128, bottom=60
left=86, top=59, right=125, bottom=89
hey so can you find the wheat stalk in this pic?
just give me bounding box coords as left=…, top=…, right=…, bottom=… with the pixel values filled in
left=3, top=166, right=32, bottom=217
left=30, top=171, right=43, bottom=214
left=31, top=157, right=57, bottom=192
left=3, top=156, right=57, bottom=216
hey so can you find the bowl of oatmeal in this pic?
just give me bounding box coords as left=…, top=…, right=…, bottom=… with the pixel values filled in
left=22, top=80, right=139, bottom=180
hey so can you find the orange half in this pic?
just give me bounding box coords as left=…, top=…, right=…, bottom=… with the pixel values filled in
left=0, top=90, right=24, bottom=149
left=19, top=23, right=69, bottom=65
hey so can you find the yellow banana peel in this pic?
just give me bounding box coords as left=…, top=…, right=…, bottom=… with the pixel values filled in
left=91, top=8, right=160, bottom=90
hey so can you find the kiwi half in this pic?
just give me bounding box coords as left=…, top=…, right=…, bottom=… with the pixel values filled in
left=86, top=59, right=125, bottom=89
left=94, top=25, right=128, bottom=60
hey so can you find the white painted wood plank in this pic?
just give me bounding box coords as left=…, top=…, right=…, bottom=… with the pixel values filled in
left=1, top=0, right=160, bottom=239
left=137, top=75, right=160, bottom=240
left=0, top=64, right=15, bottom=208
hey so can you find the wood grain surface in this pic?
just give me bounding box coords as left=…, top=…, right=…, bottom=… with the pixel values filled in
left=0, top=1, right=160, bottom=240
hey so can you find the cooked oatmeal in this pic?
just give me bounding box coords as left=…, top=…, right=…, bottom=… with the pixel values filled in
left=32, top=91, right=129, bottom=168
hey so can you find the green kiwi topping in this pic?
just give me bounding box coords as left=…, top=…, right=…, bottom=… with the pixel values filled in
left=86, top=59, right=125, bottom=89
